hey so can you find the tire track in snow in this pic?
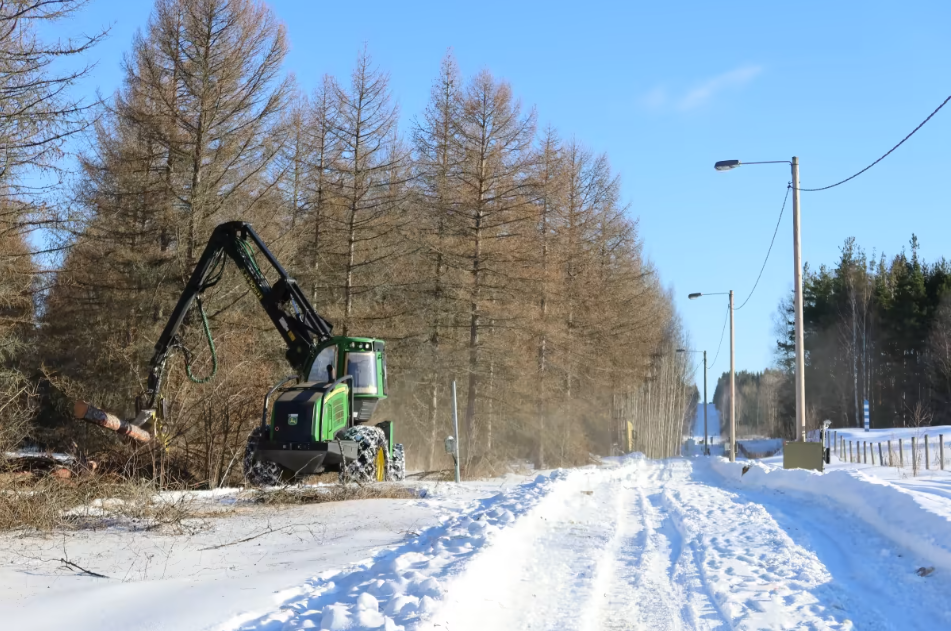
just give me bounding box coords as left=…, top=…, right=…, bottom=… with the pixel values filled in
left=585, top=464, right=707, bottom=631
left=435, top=459, right=723, bottom=631
left=430, top=462, right=640, bottom=631
left=664, top=462, right=858, bottom=630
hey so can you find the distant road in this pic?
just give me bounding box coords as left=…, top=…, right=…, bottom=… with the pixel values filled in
left=692, top=402, right=720, bottom=442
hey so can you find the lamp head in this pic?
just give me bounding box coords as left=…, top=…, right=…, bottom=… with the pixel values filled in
left=714, top=160, right=740, bottom=171
left=688, top=292, right=702, bottom=300
left=676, top=349, right=686, bottom=353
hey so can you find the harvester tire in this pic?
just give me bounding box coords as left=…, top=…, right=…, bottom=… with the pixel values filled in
left=388, top=443, right=406, bottom=481
left=244, top=426, right=283, bottom=487
left=338, top=425, right=388, bottom=484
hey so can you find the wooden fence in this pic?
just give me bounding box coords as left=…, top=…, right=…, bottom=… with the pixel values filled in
left=827, top=430, right=949, bottom=475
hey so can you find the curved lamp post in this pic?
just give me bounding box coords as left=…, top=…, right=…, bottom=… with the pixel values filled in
left=714, top=157, right=806, bottom=443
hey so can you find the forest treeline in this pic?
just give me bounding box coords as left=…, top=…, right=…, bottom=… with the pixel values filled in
left=714, top=236, right=951, bottom=438
left=1, top=0, right=692, bottom=485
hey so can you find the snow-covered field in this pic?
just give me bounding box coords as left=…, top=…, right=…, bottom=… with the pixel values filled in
left=5, top=452, right=951, bottom=630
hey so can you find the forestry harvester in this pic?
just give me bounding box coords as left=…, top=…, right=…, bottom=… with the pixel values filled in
left=73, top=221, right=404, bottom=485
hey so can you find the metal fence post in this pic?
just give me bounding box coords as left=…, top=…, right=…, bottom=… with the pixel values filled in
left=941, top=435, right=945, bottom=471
left=899, top=438, right=904, bottom=467
left=451, top=380, right=461, bottom=483
left=925, top=435, right=930, bottom=470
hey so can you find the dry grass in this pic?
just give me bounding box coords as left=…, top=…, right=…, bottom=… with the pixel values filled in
left=0, top=466, right=421, bottom=531
left=249, top=483, right=418, bottom=506
left=0, top=473, right=195, bottom=532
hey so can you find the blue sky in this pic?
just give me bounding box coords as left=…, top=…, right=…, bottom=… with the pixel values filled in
left=58, top=0, right=951, bottom=391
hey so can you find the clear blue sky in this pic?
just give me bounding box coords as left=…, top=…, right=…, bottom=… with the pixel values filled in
left=59, top=0, right=951, bottom=391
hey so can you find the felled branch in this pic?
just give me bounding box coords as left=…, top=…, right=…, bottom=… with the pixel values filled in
left=58, top=558, right=110, bottom=579
left=73, top=401, right=151, bottom=443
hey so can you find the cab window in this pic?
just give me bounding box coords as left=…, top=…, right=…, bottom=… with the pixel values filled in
left=345, top=352, right=378, bottom=394
left=308, top=346, right=337, bottom=383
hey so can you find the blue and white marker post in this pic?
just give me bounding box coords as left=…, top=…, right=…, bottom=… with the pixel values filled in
left=864, top=399, right=870, bottom=432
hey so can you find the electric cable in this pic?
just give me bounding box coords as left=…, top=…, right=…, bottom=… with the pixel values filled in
left=735, top=184, right=791, bottom=310
left=706, top=304, right=730, bottom=373
left=798, top=94, right=951, bottom=192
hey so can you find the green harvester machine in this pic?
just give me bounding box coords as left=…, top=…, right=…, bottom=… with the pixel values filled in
left=73, top=222, right=404, bottom=485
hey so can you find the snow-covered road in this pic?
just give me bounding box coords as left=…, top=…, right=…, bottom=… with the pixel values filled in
left=432, top=457, right=951, bottom=630
left=239, top=456, right=951, bottom=631
left=432, top=460, right=951, bottom=631
left=7, top=456, right=951, bottom=630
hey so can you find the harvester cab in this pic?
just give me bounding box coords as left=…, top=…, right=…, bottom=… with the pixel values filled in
left=71, top=221, right=404, bottom=486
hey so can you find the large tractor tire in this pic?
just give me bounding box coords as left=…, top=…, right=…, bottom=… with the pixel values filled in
left=243, top=426, right=283, bottom=487
left=338, top=425, right=389, bottom=484
left=388, top=443, right=406, bottom=481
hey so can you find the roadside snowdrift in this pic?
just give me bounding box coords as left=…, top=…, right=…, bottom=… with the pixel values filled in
left=711, top=458, right=951, bottom=573
left=225, top=466, right=599, bottom=630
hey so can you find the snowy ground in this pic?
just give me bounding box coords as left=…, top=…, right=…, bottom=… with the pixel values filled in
left=0, top=479, right=525, bottom=631
left=5, top=454, right=951, bottom=630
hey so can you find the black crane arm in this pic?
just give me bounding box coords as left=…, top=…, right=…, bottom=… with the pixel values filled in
left=139, top=221, right=332, bottom=413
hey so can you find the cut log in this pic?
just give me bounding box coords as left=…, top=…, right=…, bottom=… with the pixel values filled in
left=73, top=401, right=152, bottom=443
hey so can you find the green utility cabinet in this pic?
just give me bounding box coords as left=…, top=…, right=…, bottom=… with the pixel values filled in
left=783, top=441, right=825, bottom=471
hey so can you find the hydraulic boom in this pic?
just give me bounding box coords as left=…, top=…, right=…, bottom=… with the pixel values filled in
left=139, top=221, right=332, bottom=415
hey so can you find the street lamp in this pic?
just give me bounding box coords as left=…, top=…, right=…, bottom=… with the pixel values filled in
left=677, top=348, right=708, bottom=455
left=687, top=290, right=735, bottom=462
left=714, top=157, right=806, bottom=443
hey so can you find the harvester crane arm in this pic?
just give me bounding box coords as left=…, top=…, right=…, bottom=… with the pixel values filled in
left=140, top=221, right=332, bottom=413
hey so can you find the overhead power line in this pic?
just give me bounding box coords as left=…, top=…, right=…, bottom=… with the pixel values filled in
left=706, top=304, right=730, bottom=373
left=736, top=184, right=791, bottom=311
left=799, top=94, right=951, bottom=192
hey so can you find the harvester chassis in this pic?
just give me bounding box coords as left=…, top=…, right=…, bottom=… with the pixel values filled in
left=253, top=439, right=358, bottom=475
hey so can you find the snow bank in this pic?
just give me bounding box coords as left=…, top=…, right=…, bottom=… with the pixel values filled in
left=710, top=458, right=951, bottom=573
left=225, top=467, right=599, bottom=631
